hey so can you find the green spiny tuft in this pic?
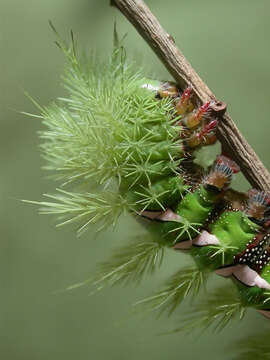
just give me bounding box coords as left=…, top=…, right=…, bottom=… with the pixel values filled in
left=159, top=217, right=202, bottom=244
left=232, top=330, right=270, bottom=360
left=24, top=189, right=129, bottom=235
left=30, top=30, right=185, bottom=231
left=125, top=176, right=188, bottom=212
left=135, top=266, right=209, bottom=315
left=169, top=285, right=246, bottom=334
left=90, top=235, right=166, bottom=290
left=39, top=41, right=182, bottom=189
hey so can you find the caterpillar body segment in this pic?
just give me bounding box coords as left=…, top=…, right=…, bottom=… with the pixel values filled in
left=158, top=184, right=219, bottom=243
left=142, top=155, right=240, bottom=244
left=124, top=175, right=188, bottom=212
left=231, top=229, right=270, bottom=313
left=190, top=210, right=261, bottom=271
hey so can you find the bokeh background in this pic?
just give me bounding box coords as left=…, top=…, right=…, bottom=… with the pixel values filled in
left=1, top=0, right=270, bottom=359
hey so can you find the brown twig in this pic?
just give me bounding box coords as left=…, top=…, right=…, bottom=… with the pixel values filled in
left=111, top=0, right=270, bottom=191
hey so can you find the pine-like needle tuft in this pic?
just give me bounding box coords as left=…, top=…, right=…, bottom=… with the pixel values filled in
left=135, top=266, right=209, bottom=315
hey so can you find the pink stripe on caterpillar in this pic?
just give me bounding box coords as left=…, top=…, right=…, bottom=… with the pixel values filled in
left=142, top=209, right=182, bottom=222
left=216, top=265, right=270, bottom=290
left=192, top=230, right=220, bottom=246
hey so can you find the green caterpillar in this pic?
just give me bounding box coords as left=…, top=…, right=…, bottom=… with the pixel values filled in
left=31, top=37, right=270, bottom=325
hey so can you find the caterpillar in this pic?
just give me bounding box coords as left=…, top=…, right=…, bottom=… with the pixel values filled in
left=30, top=35, right=270, bottom=329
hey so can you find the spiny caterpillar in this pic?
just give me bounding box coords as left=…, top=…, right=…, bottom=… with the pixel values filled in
left=29, top=32, right=270, bottom=330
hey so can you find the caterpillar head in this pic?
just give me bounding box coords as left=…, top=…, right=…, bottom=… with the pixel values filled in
left=157, top=81, right=179, bottom=98
left=245, top=189, right=270, bottom=226
left=203, top=155, right=240, bottom=193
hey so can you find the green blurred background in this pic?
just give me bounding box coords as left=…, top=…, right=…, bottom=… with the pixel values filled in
left=1, top=0, right=270, bottom=359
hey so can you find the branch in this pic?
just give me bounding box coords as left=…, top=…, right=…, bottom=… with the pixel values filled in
left=111, top=0, right=270, bottom=191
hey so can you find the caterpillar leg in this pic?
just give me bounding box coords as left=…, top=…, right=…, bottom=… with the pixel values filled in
left=143, top=81, right=226, bottom=153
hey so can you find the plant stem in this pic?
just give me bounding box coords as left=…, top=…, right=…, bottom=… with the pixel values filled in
left=111, top=0, right=270, bottom=191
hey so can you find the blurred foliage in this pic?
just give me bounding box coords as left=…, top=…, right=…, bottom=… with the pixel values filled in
left=2, top=0, right=270, bottom=359
left=169, top=285, right=246, bottom=334
left=232, top=328, right=270, bottom=360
